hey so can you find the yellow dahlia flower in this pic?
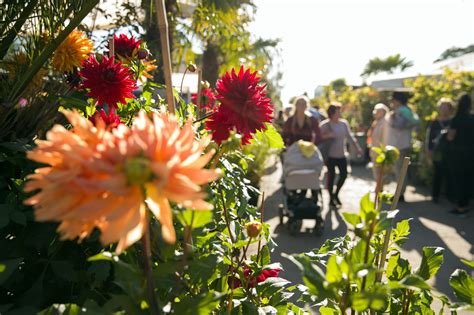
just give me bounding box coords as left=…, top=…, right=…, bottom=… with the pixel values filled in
left=52, top=30, right=93, bottom=72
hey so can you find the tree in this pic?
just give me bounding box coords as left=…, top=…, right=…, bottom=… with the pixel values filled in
left=434, top=44, right=474, bottom=62
left=361, top=54, right=413, bottom=77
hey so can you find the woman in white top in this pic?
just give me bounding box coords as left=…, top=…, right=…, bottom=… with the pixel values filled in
left=320, top=103, right=362, bottom=207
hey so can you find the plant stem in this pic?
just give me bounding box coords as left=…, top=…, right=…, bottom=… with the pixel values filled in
left=179, top=68, right=188, bottom=95
left=142, top=216, right=161, bottom=314
left=193, top=111, right=214, bottom=124
left=402, top=290, right=413, bottom=315
left=256, top=192, right=265, bottom=264
left=376, top=157, right=410, bottom=283
left=220, top=190, right=236, bottom=243
left=374, top=165, right=384, bottom=208
left=361, top=220, right=375, bottom=290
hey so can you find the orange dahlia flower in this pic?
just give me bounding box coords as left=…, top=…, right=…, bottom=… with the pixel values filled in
left=52, top=30, right=93, bottom=73
left=25, top=109, right=220, bottom=253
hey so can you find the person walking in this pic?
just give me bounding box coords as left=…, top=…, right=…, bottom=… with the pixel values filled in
left=282, top=96, right=321, bottom=146
left=281, top=96, right=324, bottom=228
left=367, top=103, right=389, bottom=181
left=387, top=92, right=419, bottom=202
left=320, top=103, right=362, bottom=207
left=447, top=93, right=474, bottom=215
left=425, top=98, right=454, bottom=203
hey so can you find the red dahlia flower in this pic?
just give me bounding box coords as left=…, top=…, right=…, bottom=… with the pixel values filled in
left=228, top=267, right=282, bottom=289
left=89, top=108, right=121, bottom=128
left=191, top=88, right=216, bottom=110
left=79, top=55, right=136, bottom=108
left=113, top=34, right=141, bottom=58
left=205, top=66, right=273, bottom=144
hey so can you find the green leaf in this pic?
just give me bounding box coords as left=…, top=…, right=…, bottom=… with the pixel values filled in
left=260, top=245, right=271, bottom=265
left=87, top=251, right=115, bottom=262
left=360, top=193, right=376, bottom=221
left=38, top=304, right=82, bottom=315
left=351, top=283, right=388, bottom=311
left=449, top=269, right=474, bottom=304
left=250, top=123, right=284, bottom=149
left=342, top=212, right=361, bottom=226
left=461, top=259, right=474, bottom=269
left=173, top=292, right=221, bottom=315
left=319, top=306, right=338, bottom=315
left=417, top=247, right=444, bottom=280
left=386, top=253, right=411, bottom=281
left=0, top=258, right=22, bottom=285
left=326, top=255, right=342, bottom=283
left=391, top=219, right=411, bottom=244
left=391, top=274, right=431, bottom=290
left=257, top=277, right=291, bottom=296
left=178, top=209, right=213, bottom=228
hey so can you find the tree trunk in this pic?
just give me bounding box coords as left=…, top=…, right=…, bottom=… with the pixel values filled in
left=202, top=42, right=220, bottom=87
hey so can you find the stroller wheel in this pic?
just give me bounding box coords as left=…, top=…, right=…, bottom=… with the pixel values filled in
left=314, top=217, right=324, bottom=236
left=288, top=218, right=302, bottom=235
left=278, top=204, right=285, bottom=225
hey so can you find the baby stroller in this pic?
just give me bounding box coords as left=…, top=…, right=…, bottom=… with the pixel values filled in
left=278, top=141, right=324, bottom=236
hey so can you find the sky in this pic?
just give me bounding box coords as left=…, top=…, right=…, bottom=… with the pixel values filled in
left=249, top=0, right=474, bottom=104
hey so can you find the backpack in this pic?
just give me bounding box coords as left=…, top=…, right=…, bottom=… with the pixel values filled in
left=399, top=106, right=420, bottom=129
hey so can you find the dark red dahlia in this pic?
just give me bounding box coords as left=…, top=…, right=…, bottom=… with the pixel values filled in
left=89, top=108, right=121, bottom=128
left=113, top=34, right=141, bottom=58
left=205, top=66, right=273, bottom=144
left=191, top=88, right=216, bottom=110
left=227, top=267, right=282, bottom=289
left=79, top=55, right=136, bottom=108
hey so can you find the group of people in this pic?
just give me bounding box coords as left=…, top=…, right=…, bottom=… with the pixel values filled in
left=276, top=91, right=474, bottom=216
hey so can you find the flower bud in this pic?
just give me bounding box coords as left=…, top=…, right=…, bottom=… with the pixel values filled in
left=385, top=145, right=400, bottom=165
left=187, top=63, right=197, bottom=72
left=137, top=48, right=149, bottom=60
left=245, top=221, right=262, bottom=238
left=201, top=80, right=210, bottom=89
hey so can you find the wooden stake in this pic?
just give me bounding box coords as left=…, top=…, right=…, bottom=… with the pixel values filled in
left=154, top=0, right=175, bottom=114
left=376, top=157, right=410, bottom=282
left=108, top=36, right=114, bottom=57
left=196, top=68, right=202, bottom=119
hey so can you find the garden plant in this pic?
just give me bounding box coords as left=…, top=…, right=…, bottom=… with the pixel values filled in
left=0, top=1, right=473, bottom=314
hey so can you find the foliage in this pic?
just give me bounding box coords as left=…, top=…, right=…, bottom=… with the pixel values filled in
left=405, top=68, right=474, bottom=185
left=361, top=53, right=413, bottom=77
left=290, top=191, right=474, bottom=314
left=434, top=43, right=474, bottom=62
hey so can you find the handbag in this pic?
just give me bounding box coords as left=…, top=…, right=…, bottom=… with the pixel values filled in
left=318, top=122, right=334, bottom=162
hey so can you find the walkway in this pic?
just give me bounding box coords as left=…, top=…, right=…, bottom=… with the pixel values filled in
left=259, top=154, right=473, bottom=311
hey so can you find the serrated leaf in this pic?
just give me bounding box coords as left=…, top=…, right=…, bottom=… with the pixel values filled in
left=449, top=269, right=474, bottom=304
left=342, top=212, right=361, bottom=226
left=461, top=259, right=474, bottom=269
left=392, top=274, right=431, bottom=290
left=417, top=247, right=444, bottom=280
left=386, top=253, right=411, bottom=281
left=178, top=208, right=213, bottom=228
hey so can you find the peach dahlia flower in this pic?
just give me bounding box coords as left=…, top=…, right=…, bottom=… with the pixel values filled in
left=25, top=109, right=220, bottom=253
